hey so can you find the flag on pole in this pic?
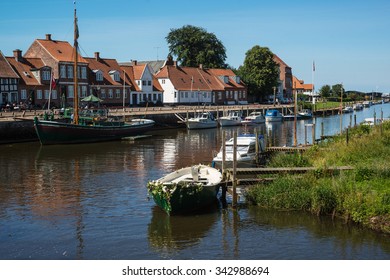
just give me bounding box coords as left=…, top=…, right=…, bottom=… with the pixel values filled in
left=51, top=72, right=57, bottom=90
left=313, top=61, right=315, bottom=72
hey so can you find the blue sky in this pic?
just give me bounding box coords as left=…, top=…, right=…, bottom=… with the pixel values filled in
left=1, top=0, right=389, bottom=93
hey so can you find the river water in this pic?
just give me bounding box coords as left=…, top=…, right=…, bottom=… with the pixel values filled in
left=0, top=103, right=389, bottom=260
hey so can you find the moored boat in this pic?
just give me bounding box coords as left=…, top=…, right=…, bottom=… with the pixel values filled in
left=186, top=111, right=217, bottom=129
left=241, top=111, right=265, bottom=125
left=33, top=5, right=155, bottom=145
left=217, top=110, right=243, bottom=127
left=265, top=109, right=283, bottom=122
left=212, top=133, right=265, bottom=168
left=342, top=106, right=353, bottom=113
left=353, top=103, right=363, bottom=111
left=147, top=164, right=222, bottom=214
left=297, top=109, right=313, bottom=119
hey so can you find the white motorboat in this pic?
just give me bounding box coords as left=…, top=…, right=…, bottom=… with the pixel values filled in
left=186, top=111, right=217, bottom=130
left=241, top=111, right=265, bottom=125
left=298, top=109, right=313, bottom=119
left=212, top=133, right=266, bottom=168
left=353, top=103, right=363, bottom=111
left=265, top=109, right=283, bottom=122
left=342, top=106, right=353, bottom=113
left=218, top=110, right=243, bottom=127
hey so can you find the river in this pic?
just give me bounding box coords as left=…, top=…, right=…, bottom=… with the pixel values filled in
left=0, top=103, right=389, bottom=260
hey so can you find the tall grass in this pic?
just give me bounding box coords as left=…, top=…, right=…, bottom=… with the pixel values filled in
left=246, top=122, right=390, bottom=233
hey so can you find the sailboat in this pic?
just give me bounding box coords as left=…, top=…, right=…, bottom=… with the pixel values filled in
left=34, top=4, right=155, bottom=145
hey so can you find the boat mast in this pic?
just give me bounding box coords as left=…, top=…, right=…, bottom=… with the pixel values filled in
left=73, top=3, right=79, bottom=124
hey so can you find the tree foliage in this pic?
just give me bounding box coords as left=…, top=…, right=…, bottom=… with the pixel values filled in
left=319, top=85, right=331, bottom=98
left=237, top=45, right=279, bottom=101
left=166, top=25, right=227, bottom=68
left=331, top=84, right=345, bottom=98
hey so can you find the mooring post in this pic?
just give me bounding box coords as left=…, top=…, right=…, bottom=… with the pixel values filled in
left=304, top=125, right=308, bottom=146
left=321, top=121, right=324, bottom=139
left=255, top=130, right=259, bottom=165
left=312, top=123, right=316, bottom=145
left=222, top=130, right=226, bottom=174
left=354, top=114, right=357, bottom=127
left=346, top=128, right=349, bottom=145
left=232, top=131, right=238, bottom=208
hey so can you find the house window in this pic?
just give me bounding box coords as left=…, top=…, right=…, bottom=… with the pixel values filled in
left=108, top=89, right=113, bottom=99
left=42, top=70, right=51, bottom=81
left=45, top=90, right=50, bottom=99
left=101, top=89, right=106, bottom=99
left=114, top=72, right=120, bottom=82
left=37, top=90, right=43, bottom=99
left=81, top=67, right=87, bottom=79
left=142, top=80, right=146, bottom=86
left=67, top=66, right=73, bottom=78
left=60, top=65, right=66, bottom=78
left=162, top=79, right=165, bottom=84
left=67, top=86, right=74, bottom=98
left=81, top=86, right=87, bottom=97
left=137, top=80, right=140, bottom=85
left=116, top=89, right=120, bottom=98
left=21, top=89, right=27, bottom=100
left=148, top=80, right=151, bottom=86
left=52, top=90, right=57, bottom=99
left=96, top=71, right=103, bottom=81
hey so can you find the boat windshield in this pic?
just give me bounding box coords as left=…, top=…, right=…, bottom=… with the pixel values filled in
left=225, top=145, right=249, bottom=153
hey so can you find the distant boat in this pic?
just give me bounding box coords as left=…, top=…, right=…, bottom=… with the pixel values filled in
left=186, top=111, right=217, bottom=129
left=298, top=109, right=313, bottom=119
left=212, top=133, right=265, bottom=168
left=147, top=164, right=222, bottom=214
left=33, top=5, right=154, bottom=145
left=217, top=110, right=243, bottom=127
left=265, top=109, right=283, bottom=122
left=353, top=103, right=363, bottom=111
left=342, top=106, right=353, bottom=113
left=363, top=101, right=372, bottom=107
left=241, top=111, right=265, bottom=125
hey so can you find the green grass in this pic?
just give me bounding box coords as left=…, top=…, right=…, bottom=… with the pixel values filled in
left=246, top=121, right=390, bottom=233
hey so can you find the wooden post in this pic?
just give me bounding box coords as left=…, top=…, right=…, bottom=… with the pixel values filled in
left=354, top=114, right=357, bottom=127
left=304, top=125, right=307, bottom=146
left=349, top=114, right=352, bottom=128
left=374, top=111, right=377, bottom=126
left=321, top=121, right=324, bottom=139
left=381, top=109, right=384, bottom=135
left=312, top=123, right=316, bottom=145
left=255, top=130, right=259, bottom=165
left=232, top=131, right=237, bottom=208
left=346, top=128, right=349, bottom=145
left=222, top=130, right=226, bottom=174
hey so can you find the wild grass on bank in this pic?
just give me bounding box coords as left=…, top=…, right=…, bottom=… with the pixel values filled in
left=246, top=121, right=390, bottom=233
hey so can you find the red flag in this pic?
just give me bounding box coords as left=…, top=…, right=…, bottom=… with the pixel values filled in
left=51, top=73, right=57, bottom=90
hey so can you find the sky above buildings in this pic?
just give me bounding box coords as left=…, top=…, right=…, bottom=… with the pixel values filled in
left=1, top=0, right=389, bottom=93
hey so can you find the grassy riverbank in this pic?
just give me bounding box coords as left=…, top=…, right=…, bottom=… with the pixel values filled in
left=246, top=121, right=390, bottom=234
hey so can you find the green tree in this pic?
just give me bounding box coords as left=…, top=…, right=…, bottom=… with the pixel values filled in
left=237, top=45, right=279, bottom=101
left=319, top=85, right=331, bottom=98
left=332, top=84, right=345, bottom=98
left=166, top=25, right=227, bottom=68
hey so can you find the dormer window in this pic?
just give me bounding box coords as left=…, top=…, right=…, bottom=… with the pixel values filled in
left=93, top=69, right=103, bottom=81
left=109, top=70, right=120, bottom=82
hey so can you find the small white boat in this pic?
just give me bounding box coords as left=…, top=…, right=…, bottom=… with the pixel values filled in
left=363, top=101, right=372, bottom=108
left=342, top=106, right=353, bottom=113
left=362, top=117, right=389, bottom=126
left=147, top=164, right=222, bottom=214
left=353, top=103, right=363, bottom=111
left=298, top=109, right=313, bottom=119
left=186, top=112, right=217, bottom=130
left=218, top=110, right=243, bottom=127
left=241, top=111, right=265, bottom=125
left=265, top=109, right=283, bottom=122
left=212, top=133, right=265, bottom=168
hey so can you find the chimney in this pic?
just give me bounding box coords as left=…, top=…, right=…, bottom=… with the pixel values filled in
left=132, top=60, right=137, bottom=66
left=199, top=64, right=203, bottom=70
left=13, top=49, right=23, bottom=62
left=45, top=34, right=52, bottom=41
left=94, top=52, right=100, bottom=61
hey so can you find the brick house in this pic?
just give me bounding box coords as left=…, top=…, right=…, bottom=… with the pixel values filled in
left=0, top=50, right=19, bottom=109
left=24, top=34, right=89, bottom=108
left=273, top=54, right=293, bottom=102
left=155, top=57, right=247, bottom=105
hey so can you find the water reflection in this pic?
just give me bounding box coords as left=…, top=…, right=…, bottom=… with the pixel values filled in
left=148, top=206, right=219, bottom=258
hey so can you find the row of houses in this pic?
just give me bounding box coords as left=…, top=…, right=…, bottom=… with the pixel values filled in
left=1, top=33, right=300, bottom=110
left=0, top=34, right=251, bottom=110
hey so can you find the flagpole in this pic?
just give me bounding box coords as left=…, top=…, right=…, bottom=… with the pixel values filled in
left=48, top=70, right=53, bottom=111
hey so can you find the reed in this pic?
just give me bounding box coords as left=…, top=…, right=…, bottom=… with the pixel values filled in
left=246, top=121, right=390, bottom=233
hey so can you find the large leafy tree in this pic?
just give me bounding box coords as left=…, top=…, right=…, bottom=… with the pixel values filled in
left=237, top=45, right=279, bottom=101
left=319, top=85, right=331, bottom=98
left=166, top=25, right=227, bottom=68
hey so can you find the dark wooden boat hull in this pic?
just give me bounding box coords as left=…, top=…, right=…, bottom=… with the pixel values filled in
left=151, top=185, right=220, bottom=215
left=34, top=118, right=154, bottom=145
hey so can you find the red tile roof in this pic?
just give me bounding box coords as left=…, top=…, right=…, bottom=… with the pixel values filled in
left=0, top=51, right=19, bottom=78
left=6, top=57, right=45, bottom=86
left=85, top=56, right=129, bottom=87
